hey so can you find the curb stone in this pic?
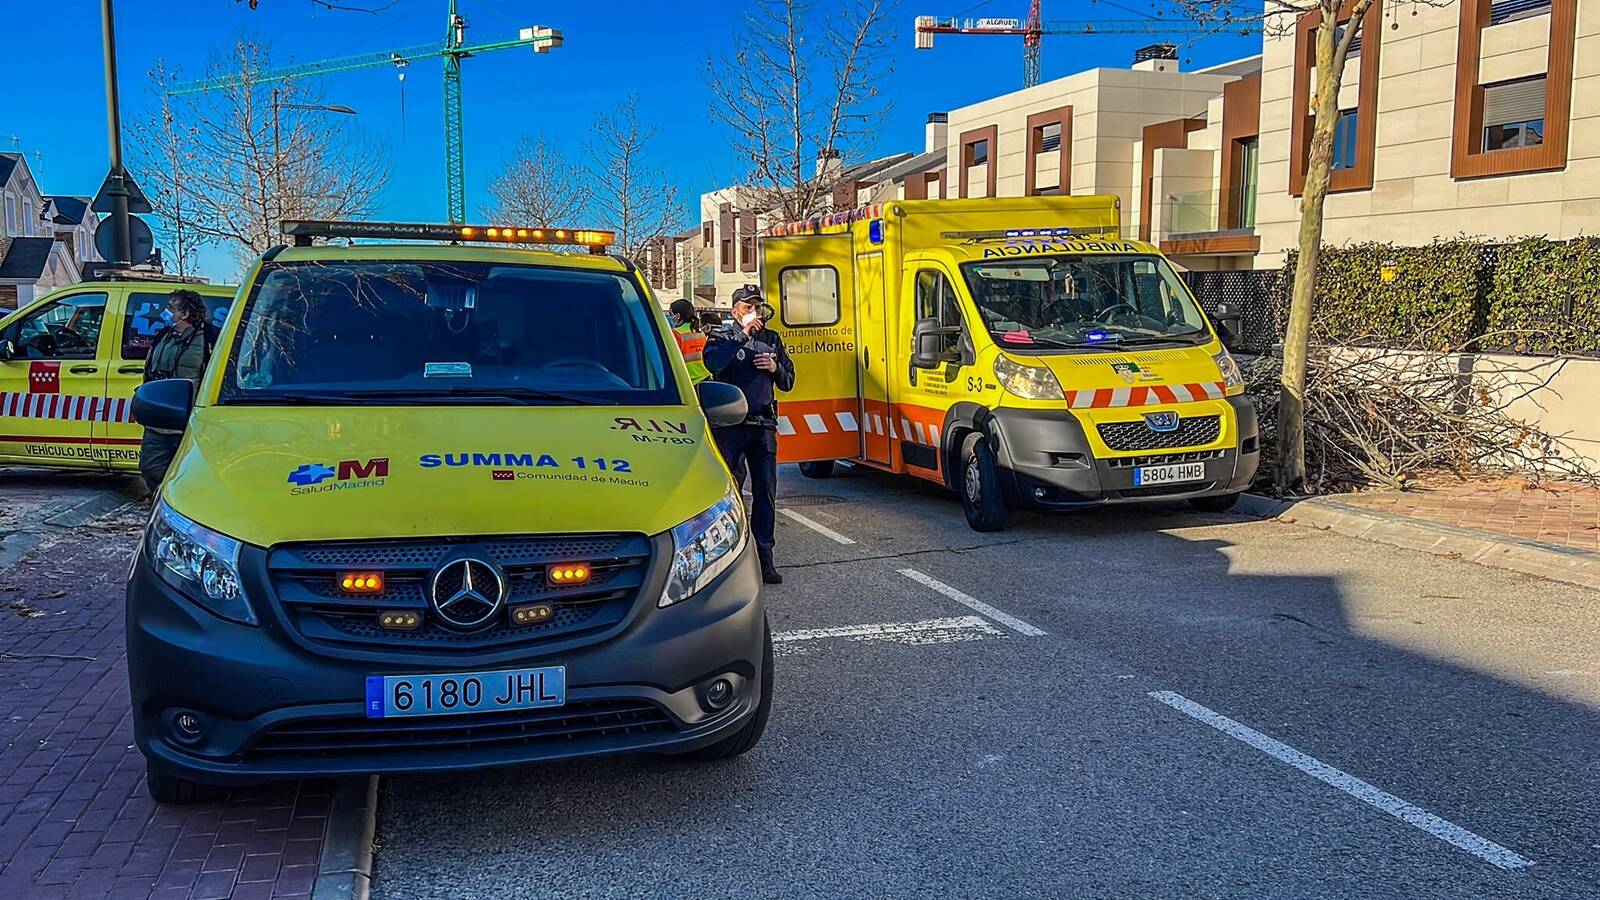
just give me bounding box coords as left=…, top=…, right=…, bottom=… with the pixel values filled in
left=1237, top=492, right=1600, bottom=591
left=314, top=775, right=380, bottom=900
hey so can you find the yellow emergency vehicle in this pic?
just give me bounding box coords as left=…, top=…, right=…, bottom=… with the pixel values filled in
left=0, top=278, right=236, bottom=472
left=760, top=196, right=1259, bottom=531
left=124, top=220, right=769, bottom=802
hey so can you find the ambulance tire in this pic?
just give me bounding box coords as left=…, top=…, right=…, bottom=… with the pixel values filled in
left=146, top=767, right=227, bottom=805
left=686, top=619, right=773, bottom=761
left=1189, top=491, right=1242, bottom=512
left=959, top=434, right=1010, bottom=532
left=798, top=460, right=836, bottom=479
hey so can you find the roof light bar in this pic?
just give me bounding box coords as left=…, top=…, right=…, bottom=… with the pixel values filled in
left=281, top=220, right=617, bottom=253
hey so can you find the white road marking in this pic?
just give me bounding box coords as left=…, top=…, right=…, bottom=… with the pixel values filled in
left=774, top=615, right=1001, bottom=646
left=1147, top=691, right=1535, bottom=871
left=777, top=508, right=857, bottom=545
left=897, top=568, right=1046, bottom=637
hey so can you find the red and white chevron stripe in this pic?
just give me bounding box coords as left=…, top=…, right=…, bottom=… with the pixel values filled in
left=1065, top=381, right=1227, bottom=410
left=0, top=393, right=135, bottom=423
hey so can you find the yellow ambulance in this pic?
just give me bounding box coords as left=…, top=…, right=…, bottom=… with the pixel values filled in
left=0, top=278, right=236, bottom=471
left=760, top=196, right=1259, bottom=531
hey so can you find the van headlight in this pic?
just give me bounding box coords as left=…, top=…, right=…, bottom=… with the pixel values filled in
left=993, top=354, right=1064, bottom=400
left=660, top=486, right=748, bottom=607
left=1213, top=347, right=1244, bottom=391
left=145, top=499, right=255, bottom=625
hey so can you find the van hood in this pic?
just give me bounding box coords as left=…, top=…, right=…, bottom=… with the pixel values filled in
left=162, top=405, right=729, bottom=548
left=1023, top=343, right=1227, bottom=396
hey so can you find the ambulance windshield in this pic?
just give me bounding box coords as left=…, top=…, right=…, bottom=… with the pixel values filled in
left=961, top=254, right=1210, bottom=349
left=218, top=260, right=675, bottom=406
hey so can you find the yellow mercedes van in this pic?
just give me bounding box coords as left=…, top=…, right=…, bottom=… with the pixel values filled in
left=127, top=221, right=768, bottom=802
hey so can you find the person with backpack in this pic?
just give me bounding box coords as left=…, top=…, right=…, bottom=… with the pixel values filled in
left=139, top=289, right=212, bottom=492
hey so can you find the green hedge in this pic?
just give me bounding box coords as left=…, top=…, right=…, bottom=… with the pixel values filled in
left=1274, top=237, right=1600, bottom=356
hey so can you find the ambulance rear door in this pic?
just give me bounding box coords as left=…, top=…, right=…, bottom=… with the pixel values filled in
left=761, top=233, right=861, bottom=464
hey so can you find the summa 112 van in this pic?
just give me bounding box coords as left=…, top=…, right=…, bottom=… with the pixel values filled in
left=126, top=220, right=770, bottom=803
left=758, top=196, right=1259, bottom=531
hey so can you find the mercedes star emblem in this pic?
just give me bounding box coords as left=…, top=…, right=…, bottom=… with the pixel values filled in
left=429, top=558, right=506, bottom=629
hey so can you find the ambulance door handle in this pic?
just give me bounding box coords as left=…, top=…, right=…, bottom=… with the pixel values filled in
left=69, top=365, right=99, bottom=375
left=863, top=348, right=871, bottom=367
left=118, top=365, right=144, bottom=375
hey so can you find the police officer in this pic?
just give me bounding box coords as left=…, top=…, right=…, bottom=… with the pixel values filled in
left=704, top=285, right=795, bottom=584
left=139, top=290, right=210, bottom=493
left=668, top=299, right=711, bottom=384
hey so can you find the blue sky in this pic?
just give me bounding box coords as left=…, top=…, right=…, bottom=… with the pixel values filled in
left=2, top=0, right=1257, bottom=281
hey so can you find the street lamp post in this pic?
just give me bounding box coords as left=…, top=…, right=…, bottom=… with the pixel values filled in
left=100, top=0, right=132, bottom=266
left=269, top=88, right=357, bottom=228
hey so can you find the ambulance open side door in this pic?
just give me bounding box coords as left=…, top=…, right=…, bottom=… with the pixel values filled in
left=761, top=233, right=862, bottom=465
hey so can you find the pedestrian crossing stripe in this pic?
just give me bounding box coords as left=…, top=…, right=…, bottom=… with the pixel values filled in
left=0, top=393, right=135, bottom=424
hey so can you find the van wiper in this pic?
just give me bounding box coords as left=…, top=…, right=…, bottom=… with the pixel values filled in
left=340, top=387, right=616, bottom=406
left=221, top=392, right=349, bottom=406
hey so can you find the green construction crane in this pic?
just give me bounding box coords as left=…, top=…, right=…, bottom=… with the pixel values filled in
left=169, top=1, right=562, bottom=223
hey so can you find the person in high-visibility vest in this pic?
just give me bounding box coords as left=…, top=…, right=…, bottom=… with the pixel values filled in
left=668, top=299, right=711, bottom=384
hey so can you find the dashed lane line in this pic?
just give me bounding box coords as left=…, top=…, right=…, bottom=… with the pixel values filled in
left=1148, top=690, right=1535, bottom=871
left=778, top=508, right=857, bottom=545
left=897, top=568, right=1047, bottom=637
left=773, top=616, right=1003, bottom=654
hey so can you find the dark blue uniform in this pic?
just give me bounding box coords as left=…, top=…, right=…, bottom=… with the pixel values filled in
left=703, top=325, right=796, bottom=575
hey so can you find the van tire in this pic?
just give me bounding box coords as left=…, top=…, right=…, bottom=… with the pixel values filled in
left=1189, top=491, right=1242, bottom=513
left=798, top=460, right=836, bottom=479
left=146, top=767, right=227, bottom=805
left=686, top=620, right=773, bottom=761
left=959, top=434, right=1009, bottom=532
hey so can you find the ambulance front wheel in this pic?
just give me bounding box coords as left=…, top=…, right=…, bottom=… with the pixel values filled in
left=798, top=461, right=836, bottom=479
left=959, top=434, right=1010, bottom=532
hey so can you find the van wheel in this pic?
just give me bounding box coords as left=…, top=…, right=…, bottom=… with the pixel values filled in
left=686, top=620, right=773, bottom=761
left=146, top=767, right=227, bottom=805
left=1189, top=492, right=1242, bottom=513
left=798, top=460, right=836, bottom=479
left=959, top=434, right=1009, bottom=532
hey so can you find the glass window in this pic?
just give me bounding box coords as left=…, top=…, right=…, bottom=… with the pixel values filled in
left=1234, top=137, right=1259, bottom=229
left=1482, top=76, right=1547, bottom=151
left=7, top=293, right=108, bottom=360
left=1331, top=109, right=1359, bottom=170
left=1040, top=123, right=1062, bottom=153
left=220, top=261, right=674, bottom=407
left=960, top=255, right=1209, bottom=350
left=914, top=269, right=963, bottom=354
left=969, top=139, right=989, bottom=166
left=779, top=267, right=840, bottom=327
left=120, top=292, right=234, bottom=360
left=1490, top=0, right=1551, bottom=26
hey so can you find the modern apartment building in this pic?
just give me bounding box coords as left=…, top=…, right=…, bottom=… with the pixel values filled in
left=1154, top=0, right=1596, bottom=269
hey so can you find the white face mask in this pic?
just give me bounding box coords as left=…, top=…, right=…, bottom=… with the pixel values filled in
left=737, top=310, right=760, bottom=328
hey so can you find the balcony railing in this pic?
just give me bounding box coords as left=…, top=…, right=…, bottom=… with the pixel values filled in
left=1164, top=190, right=1216, bottom=237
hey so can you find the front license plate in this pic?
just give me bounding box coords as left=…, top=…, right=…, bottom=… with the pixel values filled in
left=365, top=666, right=566, bottom=719
left=1133, top=462, right=1206, bottom=486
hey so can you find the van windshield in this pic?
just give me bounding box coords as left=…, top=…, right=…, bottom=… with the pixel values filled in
left=960, top=254, right=1210, bottom=349
left=218, top=261, right=675, bottom=406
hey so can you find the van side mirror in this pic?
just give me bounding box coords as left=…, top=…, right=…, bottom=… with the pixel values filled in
left=133, top=379, right=195, bottom=432
left=1211, top=302, right=1243, bottom=351
left=0, top=338, right=14, bottom=361
left=912, top=317, right=963, bottom=370
left=696, top=380, right=748, bottom=428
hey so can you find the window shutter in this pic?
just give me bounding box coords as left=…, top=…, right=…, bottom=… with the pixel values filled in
left=1483, top=77, right=1546, bottom=126
left=1040, top=123, right=1062, bottom=153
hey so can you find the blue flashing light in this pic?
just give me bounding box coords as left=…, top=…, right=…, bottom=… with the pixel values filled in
left=869, top=219, right=884, bottom=244
left=1084, top=330, right=1113, bottom=343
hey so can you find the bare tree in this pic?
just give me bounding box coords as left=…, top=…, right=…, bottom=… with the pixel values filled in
left=586, top=96, right=683, bottom=263
left=132, top=40, right=388, bottom=268
left=483, top=136, right=590, bottom=228
left=704, top=0, right=897, bottom=220
left=132, top=62, right=202, bottom=277
left=1176, top=0, right=1448, bottom=491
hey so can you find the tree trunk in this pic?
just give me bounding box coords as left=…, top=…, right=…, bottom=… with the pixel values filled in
left=1278, top=14, right=1346, bottom=493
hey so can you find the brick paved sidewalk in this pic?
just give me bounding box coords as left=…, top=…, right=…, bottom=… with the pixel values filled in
left=0, top=502, right=337, bottom=899
left=1332, top=477, right=1600, bottom=555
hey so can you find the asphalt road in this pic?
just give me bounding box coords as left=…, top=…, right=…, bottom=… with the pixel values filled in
left=373, top=465, right=1600, bottom=898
